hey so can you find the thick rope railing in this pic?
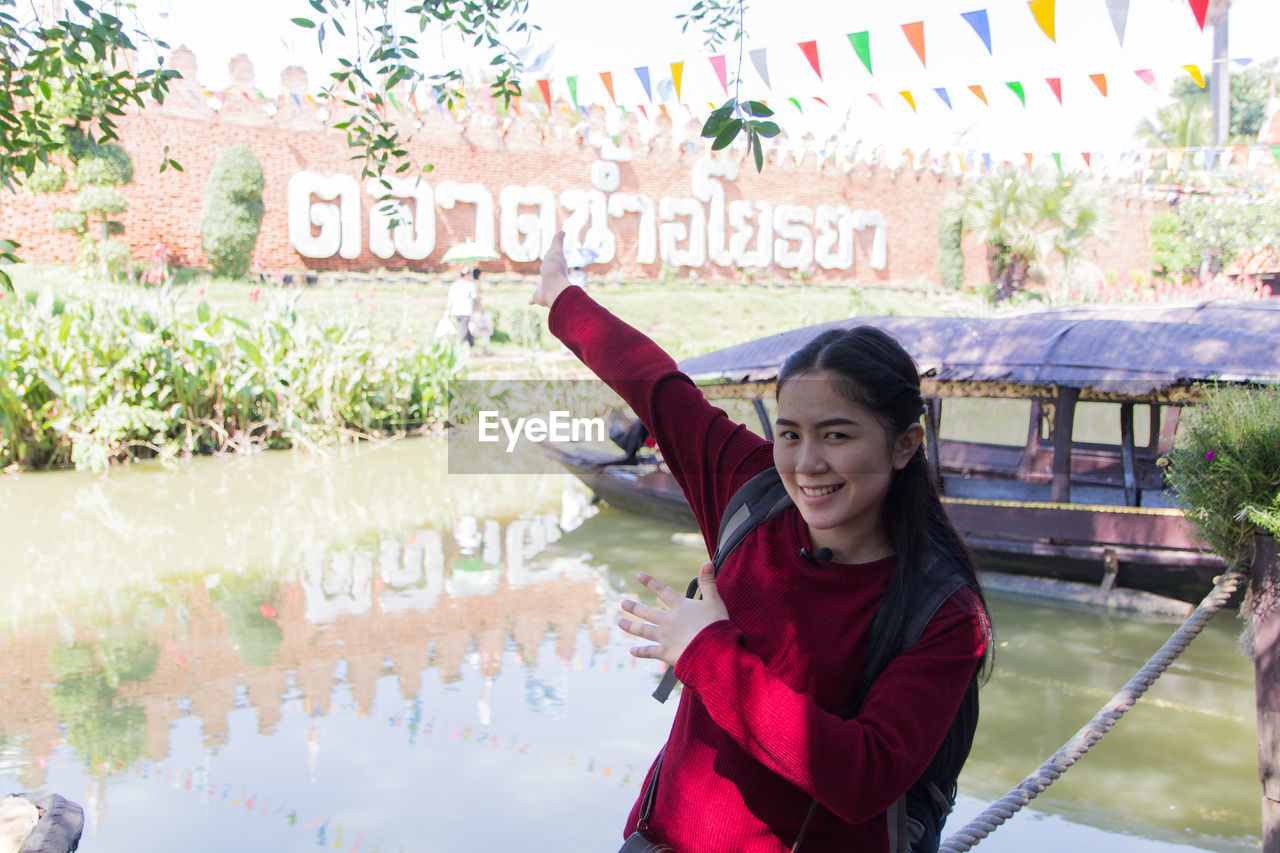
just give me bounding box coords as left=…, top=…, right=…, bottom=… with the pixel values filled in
left=940, top=559, right=1250, bottom=852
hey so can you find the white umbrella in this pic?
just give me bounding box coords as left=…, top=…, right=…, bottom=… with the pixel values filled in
left=441, top=242, right=500, bottom=264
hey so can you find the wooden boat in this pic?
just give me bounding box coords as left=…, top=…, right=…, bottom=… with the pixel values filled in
left=544, top=299, right=1280, bottom=604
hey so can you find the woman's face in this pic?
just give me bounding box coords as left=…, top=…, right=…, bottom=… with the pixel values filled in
left=772, top=371, right=921, bottom=563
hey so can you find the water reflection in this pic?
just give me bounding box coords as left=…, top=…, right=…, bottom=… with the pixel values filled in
left=0, top=437, right=1262, bottom=851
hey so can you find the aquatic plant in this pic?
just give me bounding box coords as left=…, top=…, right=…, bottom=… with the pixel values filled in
left=0, top=287, right=459, bottom=471
left=1165, top=384, right=1280, bottom=562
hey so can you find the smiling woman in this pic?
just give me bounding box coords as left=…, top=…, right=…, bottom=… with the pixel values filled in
left=531, top=231, right=991, bottom=853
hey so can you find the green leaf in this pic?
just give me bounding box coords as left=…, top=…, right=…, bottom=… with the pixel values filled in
left=752, top=135, right=764, bottom=172
left=291, top=17, right=316, bottom=28
left=711, top=118, right=742, bottom=150
left=750, top=120, right=781, bottom=138
left=745, top=100, right=773, bottom=117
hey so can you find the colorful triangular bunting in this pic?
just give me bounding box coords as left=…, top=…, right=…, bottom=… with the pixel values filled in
left=671, top=62, right=684, bottom=101
left=1183, top=64, right=1205, bottom=88
left=961, top=10, right=992, bottom=54
left=634, top=67, right=652, bottom=102
left=900, top=90, right=917, bottom=112
left=934, top=87, right=952, bottom=109
left=798, top=40, right=822, bottom=80
left=709, top=56, right=728, bottom=94
left=537, top=79, right=552, bottom=110
left=749, top=48, right=771, bottom=89
left=1089, top=73, right=1108, bottom=96
left=1006, top=80, right=1026, bottom=106
left=968, top=84, right=988, bottom=105
left=1046, top=77, right=1062, bottom=104
left=849, top=31, right=873, bottom=75
left=1106, top=0, right=1129, bottom=45
left=901, top=21, right=926, bottom=68
left=867, top=93, right=885, bottom=110
left=567, top=76, right=579, bottom=109
left=1189, top=0, right=1209, bottom=30
left=1134, top=69, right=1158, bottom=91
left=1027, top=0, right=1056, bottom=41
left=599, top=71, right=616, bottom=104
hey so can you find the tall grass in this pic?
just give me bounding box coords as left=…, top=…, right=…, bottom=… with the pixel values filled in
left=0, top=286, right=458, bottom=472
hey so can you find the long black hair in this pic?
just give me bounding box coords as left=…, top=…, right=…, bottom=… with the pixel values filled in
left=777, top=326, right=993, bottom=679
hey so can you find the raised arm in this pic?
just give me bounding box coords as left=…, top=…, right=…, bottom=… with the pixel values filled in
left=535, top=232, right=771, bottom=546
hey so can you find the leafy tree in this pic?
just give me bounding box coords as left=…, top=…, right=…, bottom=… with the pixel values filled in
left=1150, top=210, right=1197, bottom=282
left=1142, top=58, right=1278, bottom=147
left=201, top=146, right=265, bottom=278
left=948, top=166, right=1114, bottom=301
left=0, top=0, right=179, bottom=291
left=936, top=205, right=965, bottom=291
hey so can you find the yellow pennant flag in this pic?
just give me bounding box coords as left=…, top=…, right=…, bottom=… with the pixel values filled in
left=1167, top=149, right=1185, bottom=172
left=671, top=62, right=684, bottom=101
left=1027, top=0, right=1056, bottom=41
left=899, top=90, right=917, bottom=112
left=1182, top=64, right=1206, bottom=88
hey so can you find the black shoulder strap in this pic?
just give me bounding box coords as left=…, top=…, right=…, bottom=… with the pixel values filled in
left=651, top=468, right=793, bottom=703
left=847, top=552, right=967, bottom=714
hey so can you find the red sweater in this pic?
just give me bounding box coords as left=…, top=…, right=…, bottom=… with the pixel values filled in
left=549, top=287, right=988, bottom=853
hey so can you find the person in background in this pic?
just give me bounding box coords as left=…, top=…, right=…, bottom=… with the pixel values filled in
left=447, top=267, right=481, bottom=349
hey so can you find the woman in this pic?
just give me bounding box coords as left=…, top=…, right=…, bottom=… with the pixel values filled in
left=533, top=233, right=991, bottom=852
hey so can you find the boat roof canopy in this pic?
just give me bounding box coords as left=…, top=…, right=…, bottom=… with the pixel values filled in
left=678, top=300, right=1280, bottom=396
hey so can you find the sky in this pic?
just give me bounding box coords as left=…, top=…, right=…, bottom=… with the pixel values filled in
left=123, top=0, right=1280, bottom=163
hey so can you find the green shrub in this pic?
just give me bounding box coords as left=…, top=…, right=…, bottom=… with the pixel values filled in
left=26, top=161, right=67, bottom=194
left=201, top=146, right=265, bottom=278
left=1150, top=210, right=1195, bottom=281
left=1165, top=385, right=1280, bottom=562
left=936, top=202, right=965, bottom=290
left=72, top=144, right=132, bottom=185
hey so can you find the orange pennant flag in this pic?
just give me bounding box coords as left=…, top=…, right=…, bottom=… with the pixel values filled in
left=1024, top=152, right=1035, bottom=168
left=901, top=21, right=926, bottom=68
left=671, top=62, right=684, bottom=101
left=600, top=71, right=616, bottom=104
left=899, top=90, right=916, bottom=112
left=1089, top=73, right=1108, bottom=96
left=1027, top=0, right=1056, bottom=41
left=1183, top=64, right=1206, bottom=88
left=659, top=104, right=671, bottom=122
left=968, top=84, right=988, bottom=105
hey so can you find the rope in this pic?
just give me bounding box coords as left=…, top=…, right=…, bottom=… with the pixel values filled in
left=940, top=560, right=1249, bottom=853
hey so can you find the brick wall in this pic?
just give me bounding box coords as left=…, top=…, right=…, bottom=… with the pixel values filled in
left=0, top=52, right=1158, bottom=286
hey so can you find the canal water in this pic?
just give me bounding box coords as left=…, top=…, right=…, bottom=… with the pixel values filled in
left=0, top=437, right=1261, bottom=852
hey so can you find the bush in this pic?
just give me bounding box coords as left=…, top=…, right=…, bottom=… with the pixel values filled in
left=25, top=161, right=66, bottom=194
left=936, top=202, right=965, bottom=290
left=1150, top=211, right=1195, bottom=282
left=201, top=146, right=265, bottom=278
left=1165, top=385, right=1280, bottom=563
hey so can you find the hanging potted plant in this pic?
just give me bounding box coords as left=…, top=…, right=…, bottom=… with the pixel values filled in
left=1164, top=382, right=1280, bottom=849
left=1163, top=383, right=1280, bottom=567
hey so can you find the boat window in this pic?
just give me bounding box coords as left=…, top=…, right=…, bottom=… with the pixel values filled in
left=937, top=398, right=1031, bottom=446
left=1072, top=402, right=1152, bottom=447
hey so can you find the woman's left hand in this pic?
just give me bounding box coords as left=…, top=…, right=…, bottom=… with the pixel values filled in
left=619, top=562, right=729, bottom=667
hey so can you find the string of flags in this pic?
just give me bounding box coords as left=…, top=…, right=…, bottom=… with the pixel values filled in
left=159, top=0, right=1264, bottom=181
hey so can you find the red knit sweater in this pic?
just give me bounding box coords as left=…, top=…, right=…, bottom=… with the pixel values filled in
left=549, top=287, right=988, bottom=853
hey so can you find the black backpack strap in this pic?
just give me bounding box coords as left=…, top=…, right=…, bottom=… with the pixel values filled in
left=651, top=468, right=793, bottom=702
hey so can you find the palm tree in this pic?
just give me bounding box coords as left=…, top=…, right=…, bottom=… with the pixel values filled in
left=1136, top=98, right=1213, bottom=149
left=950, top=167, right=1115, bottom=301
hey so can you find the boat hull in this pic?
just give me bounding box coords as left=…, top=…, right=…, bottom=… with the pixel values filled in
left=546, top=447, right=1222, bottom=604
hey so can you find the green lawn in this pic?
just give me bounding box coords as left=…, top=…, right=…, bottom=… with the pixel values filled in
left=7, top=264, right=985, bottom=363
